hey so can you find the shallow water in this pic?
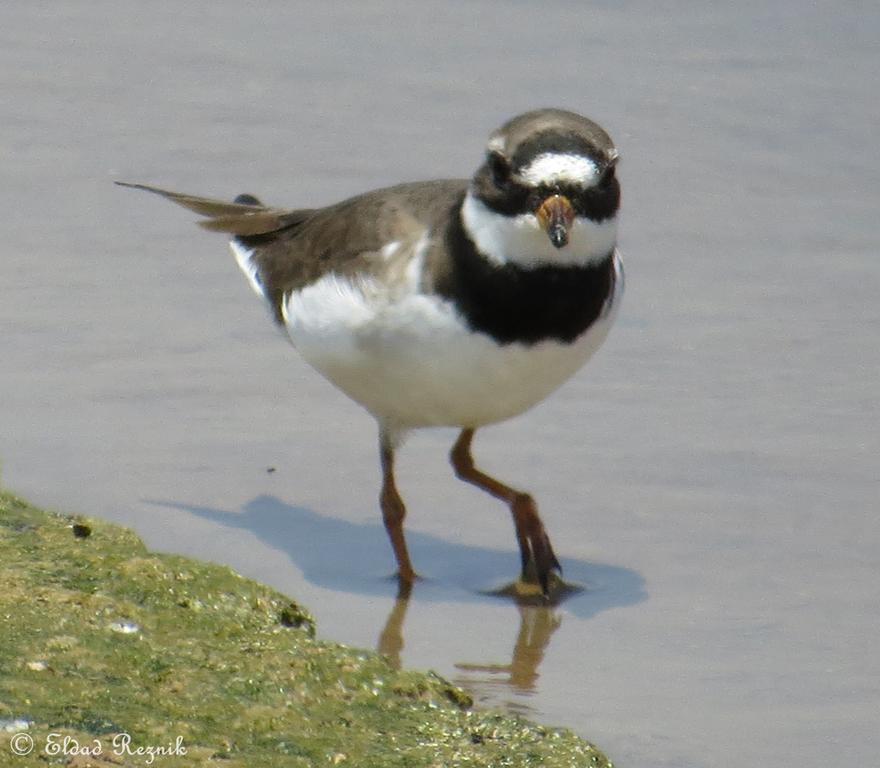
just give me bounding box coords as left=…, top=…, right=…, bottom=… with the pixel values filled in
left=2, top=3, right=878, bottom=766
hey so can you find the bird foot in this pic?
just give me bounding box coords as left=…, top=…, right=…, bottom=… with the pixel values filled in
left=511, top=494, right=562, bottom=597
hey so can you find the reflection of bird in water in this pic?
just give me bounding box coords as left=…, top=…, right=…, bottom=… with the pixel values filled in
left=375, top=582, right=562, bottom=713
left=376, top=582, right=413, bottom=670
left=454, top=605, right=562, bottom=698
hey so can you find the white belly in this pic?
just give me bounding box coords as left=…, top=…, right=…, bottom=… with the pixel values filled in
left=281, top=253, right=623, bottom=431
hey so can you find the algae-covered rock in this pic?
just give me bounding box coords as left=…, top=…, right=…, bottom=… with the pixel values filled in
left=0, top=491, right=612, bottom=767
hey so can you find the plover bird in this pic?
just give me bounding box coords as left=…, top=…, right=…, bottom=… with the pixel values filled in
left=119, top=108, right=623, bottom=595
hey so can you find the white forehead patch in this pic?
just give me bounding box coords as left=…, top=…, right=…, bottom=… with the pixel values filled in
left=519, top=152, right=599, bottom=187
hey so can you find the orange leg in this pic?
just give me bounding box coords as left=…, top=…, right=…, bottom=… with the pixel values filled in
left=379, top=432, right=416, bottom=584
left=450, top=428, right=561, bottom=594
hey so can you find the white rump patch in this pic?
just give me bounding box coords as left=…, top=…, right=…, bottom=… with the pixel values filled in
left=461, top=191, right=617, bottom=269
left=229, top=240, right=264, bottom=297
left=519, top=152, right=599, bottom=187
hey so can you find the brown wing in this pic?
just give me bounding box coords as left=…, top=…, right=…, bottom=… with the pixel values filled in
left=227, top=180, right=468, bottom=325
left=118, top=178, right=469, bottom=324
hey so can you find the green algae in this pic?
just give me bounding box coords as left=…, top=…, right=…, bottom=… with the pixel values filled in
left=0, top=490, right=612, bottom=767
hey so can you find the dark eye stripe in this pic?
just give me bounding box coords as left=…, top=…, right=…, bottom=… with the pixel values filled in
left=487, top=152, right=511, bottom=188
left=573, top=180, right=620, bottom=221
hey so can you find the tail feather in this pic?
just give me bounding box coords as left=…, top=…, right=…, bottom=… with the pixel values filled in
left=198, top=211, right=294, bottom=235
left=115, top=181, right=306, bottom=236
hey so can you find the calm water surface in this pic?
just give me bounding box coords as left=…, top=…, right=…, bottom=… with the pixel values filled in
left=2, top=3, right=878, bottom=766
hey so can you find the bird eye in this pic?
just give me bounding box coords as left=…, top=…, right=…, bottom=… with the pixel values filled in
left=487, top=152, right=511, bottom=188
